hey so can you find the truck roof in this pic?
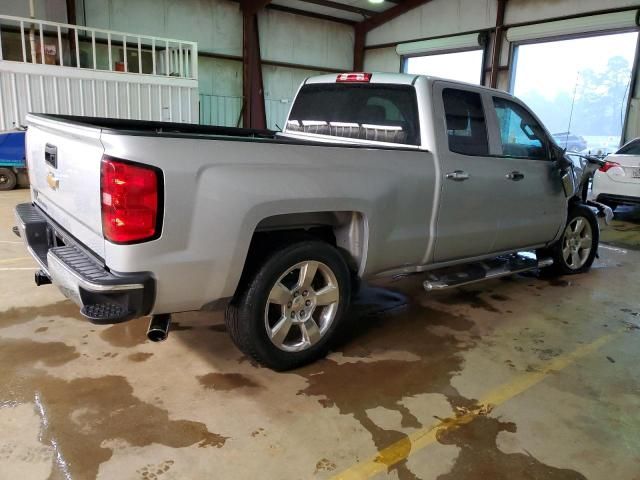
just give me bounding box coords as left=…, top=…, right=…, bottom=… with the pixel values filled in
left=304, top=72, right=503, bottom=93
left=306, top=72, right=419, bottom=86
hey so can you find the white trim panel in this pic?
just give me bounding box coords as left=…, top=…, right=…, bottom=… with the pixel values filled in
left=396, top=33, right=483, bottom=56
left=506, top=10, right=639, bottom=43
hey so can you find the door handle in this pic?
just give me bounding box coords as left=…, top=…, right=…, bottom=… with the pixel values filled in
left=445, top=170, right=470, bottom=181
left=506, top=171, right=525, bottom=181
left=45, top=143, right=58, bottom=168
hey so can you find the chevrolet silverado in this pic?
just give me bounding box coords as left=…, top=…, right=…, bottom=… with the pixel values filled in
left=14, top=72, right=607, bottom=370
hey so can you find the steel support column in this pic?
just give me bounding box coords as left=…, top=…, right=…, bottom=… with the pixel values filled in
left=65, top=0, right=80, bottom=67
left=241, top=1, right=269, bottom=129
left=353, top=25, right=365, bottom=71
left=489, top=0, right=507, bottom=88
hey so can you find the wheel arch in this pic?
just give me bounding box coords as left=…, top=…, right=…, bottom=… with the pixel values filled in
left=257, top=210, right=368, bottom=273
left=234, top=210, right=369, bottom=299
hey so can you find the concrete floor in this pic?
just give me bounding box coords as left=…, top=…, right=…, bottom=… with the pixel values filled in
left=1, top=188, right=639, bottom=480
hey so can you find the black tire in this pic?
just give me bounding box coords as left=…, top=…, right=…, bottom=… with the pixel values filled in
left=225, top=240, right=351, bottom=371
left=539, top=204, right=599, bottom=276
left=0, top=168, right=17, bottom=191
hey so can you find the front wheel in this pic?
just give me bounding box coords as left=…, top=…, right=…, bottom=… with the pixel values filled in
left=225, top=240, right=351, bottom=371
left=540, top=204, right=599, bottom=276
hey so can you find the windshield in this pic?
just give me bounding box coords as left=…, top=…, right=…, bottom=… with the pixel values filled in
left=286, top=83, right=420, bottom=146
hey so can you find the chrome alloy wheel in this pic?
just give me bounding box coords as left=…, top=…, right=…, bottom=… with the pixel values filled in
left=264, top=261, right=340, bottom=352
left=562, top=216, right=593, bottom=270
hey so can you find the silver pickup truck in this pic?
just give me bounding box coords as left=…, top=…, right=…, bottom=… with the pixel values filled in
left=14, top=72, right=607, bottom=370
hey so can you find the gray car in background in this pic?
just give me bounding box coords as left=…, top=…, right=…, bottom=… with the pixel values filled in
left=552, top=131, right=588, bottom=152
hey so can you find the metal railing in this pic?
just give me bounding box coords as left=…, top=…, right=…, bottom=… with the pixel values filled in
left=0, top=14, right=198, bottom=79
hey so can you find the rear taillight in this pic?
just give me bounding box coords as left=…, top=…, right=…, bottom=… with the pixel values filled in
left=336, top=72, right=372, bottom=83
left=100, top=156, right=162, bottom=244
left=599, top=161, right=621, bottom=173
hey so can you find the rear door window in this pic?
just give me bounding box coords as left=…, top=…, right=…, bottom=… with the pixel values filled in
left=286, top=84, right=420, bottom=145
left=442, top=88, right=489, bottom=156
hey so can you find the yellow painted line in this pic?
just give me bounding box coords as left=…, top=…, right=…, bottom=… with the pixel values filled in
left=331, top=330, right=623, bottom=480
left=0, top=256, right=31, bottom=265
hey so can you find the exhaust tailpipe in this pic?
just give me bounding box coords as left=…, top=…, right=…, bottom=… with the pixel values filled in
left=34, top=270, right=52, bottom=286
left=147, top=314, right=171, bottom=342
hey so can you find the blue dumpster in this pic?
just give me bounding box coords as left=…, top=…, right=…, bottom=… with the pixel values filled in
left=0, top=128, right=26, bottom=191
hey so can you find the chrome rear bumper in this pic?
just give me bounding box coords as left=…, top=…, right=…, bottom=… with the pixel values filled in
left=14, top=202, right=155, bottom=323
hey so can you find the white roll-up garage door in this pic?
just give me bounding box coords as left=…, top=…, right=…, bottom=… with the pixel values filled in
left=396, top=33, right=483, bottom=56
left=506, top=10, right=639, bottom=43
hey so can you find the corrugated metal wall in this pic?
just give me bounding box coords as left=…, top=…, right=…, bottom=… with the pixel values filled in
left=77, top=0, right=353, bottom=130
left=0, top=0, right=68, bottom=23
left=198, top=94, right=241, bottom=127
left=198, top=96, right=292, bottom=131
left=0, top=63, right=198, bottom=130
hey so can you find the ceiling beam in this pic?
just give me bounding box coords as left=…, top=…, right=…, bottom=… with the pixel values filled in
left=353, top=0, right=433, bottom=70
left=240, top=0, right=272, bottom=16
left=359, top=0, right=434, bottom=32
left=231, top=0, right=354, bottom=25
left=293, top=0, right=376, bottom=17
left=267, top=3, right=356, bottom=25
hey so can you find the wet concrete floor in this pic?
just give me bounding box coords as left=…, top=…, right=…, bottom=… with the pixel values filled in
left=1, top=189, right=639, bottom=479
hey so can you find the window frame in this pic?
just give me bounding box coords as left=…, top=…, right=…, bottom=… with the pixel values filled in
left=508, top=29, right=640, bottom=150
left=488, top=94, right=552, bottom=161
left=441, top=87, right=492, bottom=157
left=402, top=47, right=486, bottom=86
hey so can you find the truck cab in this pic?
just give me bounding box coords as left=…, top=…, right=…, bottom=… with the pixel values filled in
left=282, top=73, right=568, bottom=262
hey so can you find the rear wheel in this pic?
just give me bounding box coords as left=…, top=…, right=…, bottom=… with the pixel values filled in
left=225, top=240, right=351, bottom=371
left=0, top=168, right=17, bottom=191
left=540, top=204, right=599, bottom=275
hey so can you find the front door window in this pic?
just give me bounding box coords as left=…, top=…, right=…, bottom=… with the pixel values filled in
left=493, top=97, right=548, bottom=159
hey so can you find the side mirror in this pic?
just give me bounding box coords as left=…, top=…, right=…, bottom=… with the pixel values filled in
left=551, top=144, right=572, bottom=170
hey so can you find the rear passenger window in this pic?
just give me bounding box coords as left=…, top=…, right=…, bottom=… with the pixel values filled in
left=442, top=88, right=489, bottom=156
left=493, top=97, right=547, bottom=159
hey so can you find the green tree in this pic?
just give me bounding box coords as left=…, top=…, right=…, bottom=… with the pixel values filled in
left=571, top=56, right=632, bottom=136
left=519, top=56, right=633, bottom=142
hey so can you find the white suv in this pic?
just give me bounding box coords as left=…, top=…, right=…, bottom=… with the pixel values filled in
left=592, top=138, right=640, bottom=209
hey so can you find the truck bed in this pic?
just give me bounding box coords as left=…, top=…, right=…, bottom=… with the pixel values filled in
left=37, top=114, right=277, bottom=139
left=34, top=114, right=420, bottom=151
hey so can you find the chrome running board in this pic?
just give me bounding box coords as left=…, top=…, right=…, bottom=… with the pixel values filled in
left=423, top=252, right=553, bottom=291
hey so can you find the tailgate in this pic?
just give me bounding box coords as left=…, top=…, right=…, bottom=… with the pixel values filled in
left=26, top=114, right=105, bottom=258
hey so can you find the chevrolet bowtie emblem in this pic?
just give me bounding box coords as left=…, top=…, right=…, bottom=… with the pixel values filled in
left=47, top=172, right=59, bottom=190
